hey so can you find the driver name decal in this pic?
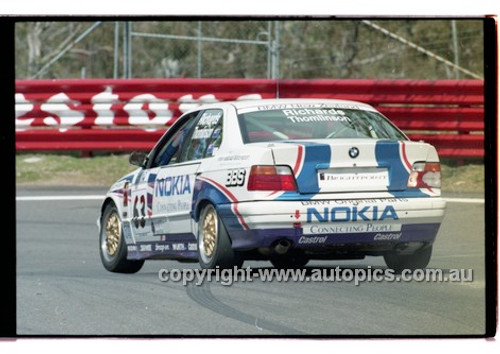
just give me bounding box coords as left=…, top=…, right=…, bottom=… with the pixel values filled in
left=283, top=108, right=349, bottom=123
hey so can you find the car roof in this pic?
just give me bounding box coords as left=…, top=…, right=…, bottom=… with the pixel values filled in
left=189, top=98, right=376, bottom=114
left=231, top=98, right=373, bottom=109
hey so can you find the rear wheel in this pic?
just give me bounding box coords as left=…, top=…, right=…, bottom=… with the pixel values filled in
left=198, top=204, right=243, bottom=269
left=99, top=203, right=144, bottom=273
left=384, top=246, right=432, bottom=273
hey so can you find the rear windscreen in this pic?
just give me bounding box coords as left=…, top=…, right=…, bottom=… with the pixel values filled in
left=237, top=107, right=407, bottom=143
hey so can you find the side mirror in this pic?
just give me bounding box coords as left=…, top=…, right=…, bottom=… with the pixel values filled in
left=129, top=151, right=147, bottom=167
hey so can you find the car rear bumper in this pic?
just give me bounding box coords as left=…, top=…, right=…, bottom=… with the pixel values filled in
left=217, top=197, right=446, bottom=251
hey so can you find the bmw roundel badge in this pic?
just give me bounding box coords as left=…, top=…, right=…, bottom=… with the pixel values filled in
left=349, top=147, right=359, bottom=158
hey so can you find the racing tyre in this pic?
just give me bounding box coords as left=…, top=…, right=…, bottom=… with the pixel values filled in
left=384, top=246, right=432, bottom=273
left=270, top=252, right=309, bottom=269
left=198, top=204, right=243, bottom=269
left=100, top=203, right=144, bottom=273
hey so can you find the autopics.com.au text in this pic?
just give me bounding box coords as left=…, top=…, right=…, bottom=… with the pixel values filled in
left=158, top=266, right=473, bottom=287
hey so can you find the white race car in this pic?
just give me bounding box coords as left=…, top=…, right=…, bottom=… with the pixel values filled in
left=98, top=99, right=446, bottom=273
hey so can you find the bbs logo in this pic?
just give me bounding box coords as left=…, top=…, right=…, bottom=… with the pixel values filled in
left=226, top=169, right=246, bottom=187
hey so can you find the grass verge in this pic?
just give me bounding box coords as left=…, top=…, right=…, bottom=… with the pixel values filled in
left=16, top=153, right=484, bottom=193
left=16, top=153, right=137, bottom=187
left=440, top=164, right=484, bottom=193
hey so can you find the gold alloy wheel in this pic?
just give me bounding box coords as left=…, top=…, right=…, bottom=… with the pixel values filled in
left=105, top=212, right=121, bottom=256
left=202, top=208, right=217, bottom=258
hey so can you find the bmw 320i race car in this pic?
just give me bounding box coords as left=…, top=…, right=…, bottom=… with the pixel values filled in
left=98, top=99, right=446, bottom=273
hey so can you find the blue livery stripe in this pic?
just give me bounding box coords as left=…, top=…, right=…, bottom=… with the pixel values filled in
left=277, top=141, right=331, bottom=200
left=375, top=140, right=428, bottom=198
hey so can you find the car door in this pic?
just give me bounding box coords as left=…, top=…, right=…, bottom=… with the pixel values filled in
left=151, top=109, right=224, bottom=240
left=127, top=111, right=199, bottom=245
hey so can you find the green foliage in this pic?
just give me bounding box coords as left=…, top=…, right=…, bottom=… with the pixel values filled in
left=15, top=19, right=484, bottom=80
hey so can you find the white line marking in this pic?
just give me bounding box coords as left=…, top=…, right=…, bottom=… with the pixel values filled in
left=443, top=197, right=485, bottom=204
left=432, top=254, right=484, bottom=259
left=16, top=195, right=105, bottom=201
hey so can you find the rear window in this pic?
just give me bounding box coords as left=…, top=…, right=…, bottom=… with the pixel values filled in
left=237, top=106, right=407, bottom=143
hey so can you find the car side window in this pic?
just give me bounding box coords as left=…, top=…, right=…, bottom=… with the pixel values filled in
left=151, top=112, right=199, bottom=168
left=180, top=109, right=223, bottom=162
left=205, top=118, right=223, bottom=157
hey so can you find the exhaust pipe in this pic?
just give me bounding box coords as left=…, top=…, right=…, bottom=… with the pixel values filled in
left=394, top=243, right=409, bottom=252
left=395, top=242, right=425, bottom=255
left=274, top=239, right=291, bottom=255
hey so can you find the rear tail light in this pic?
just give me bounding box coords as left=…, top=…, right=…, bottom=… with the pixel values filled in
left=408, top=162, right=441, bottom=188
left=247, top=165, right=297, bottom=191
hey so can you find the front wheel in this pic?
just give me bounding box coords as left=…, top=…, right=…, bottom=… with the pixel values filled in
left=99, top=203, right=144, bottom=273
left=197, top=204, right=243, bottom=269
left=384, top=246, right=432, bottom=273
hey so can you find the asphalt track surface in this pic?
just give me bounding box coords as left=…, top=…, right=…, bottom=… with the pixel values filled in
left=16, top=186, right=486, bottom=336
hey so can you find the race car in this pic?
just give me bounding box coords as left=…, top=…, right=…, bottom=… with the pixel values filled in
left=98, top=98, right=446, bottom=273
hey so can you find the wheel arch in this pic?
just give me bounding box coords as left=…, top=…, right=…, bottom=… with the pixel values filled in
left=99, top=196, right=123, bottom=226
left=193, top=198, right=214, bottom=222
left=101, top=196, right=119, bottom=214
left=193, top=198, right=237, bottom=245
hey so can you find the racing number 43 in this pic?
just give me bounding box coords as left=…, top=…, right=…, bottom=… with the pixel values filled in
left=226, top=169, right=246, bottom=187
left=133, top=195, right=146, bottom=228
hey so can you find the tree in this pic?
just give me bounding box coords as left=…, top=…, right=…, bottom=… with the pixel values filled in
left=15, top=19, right=484, bottom=80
